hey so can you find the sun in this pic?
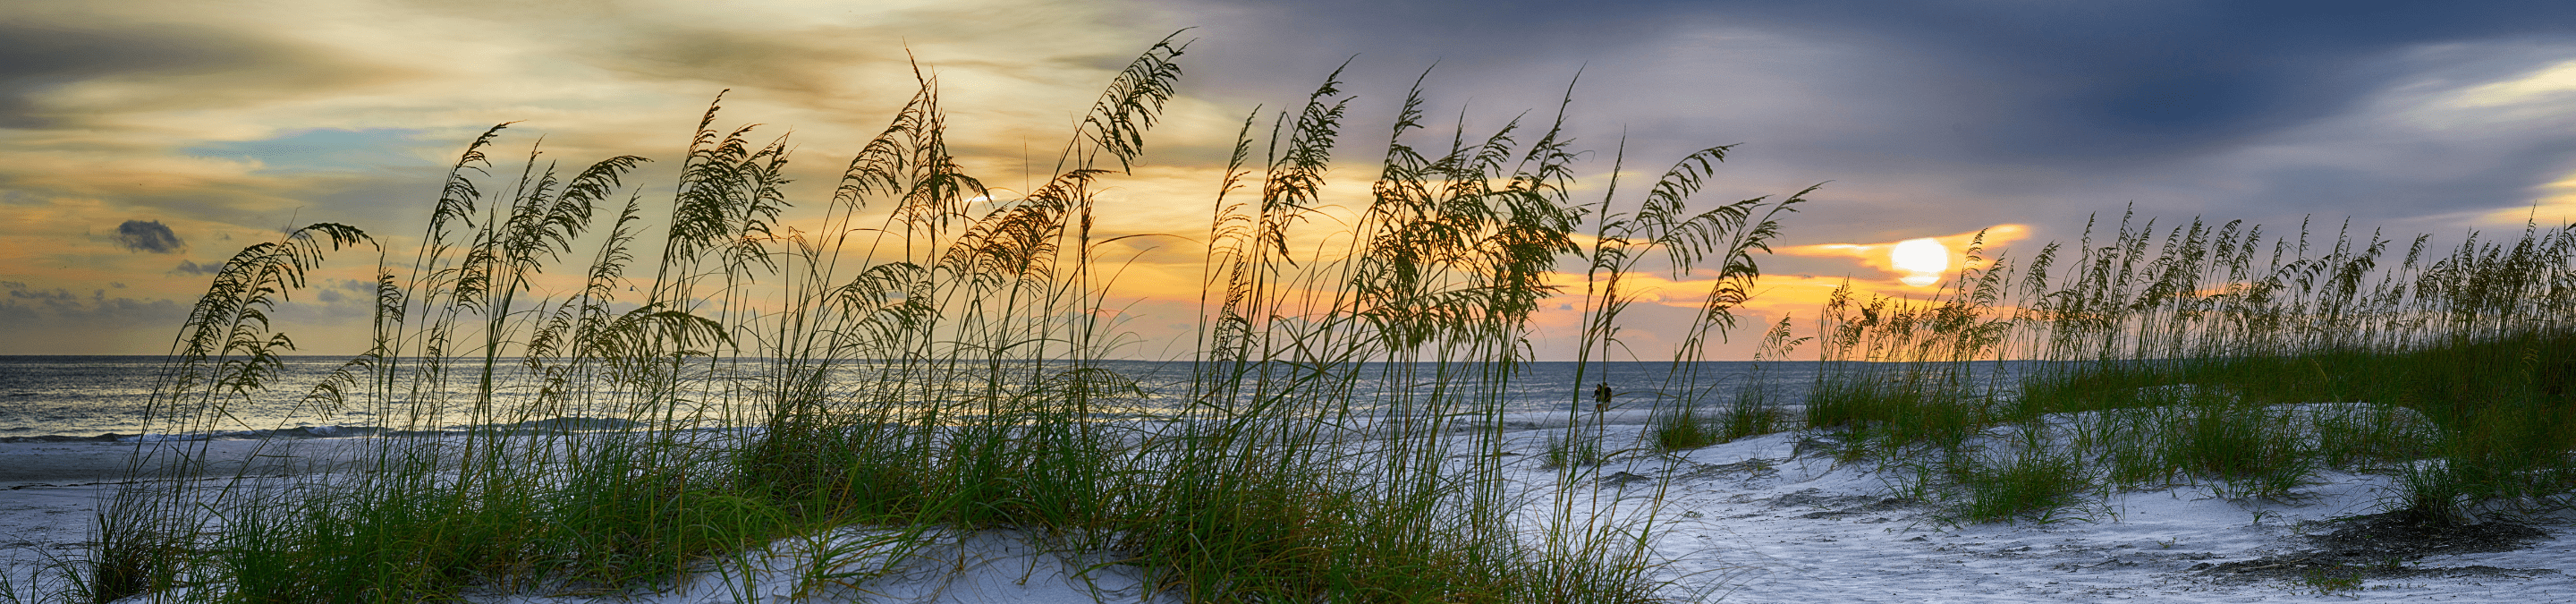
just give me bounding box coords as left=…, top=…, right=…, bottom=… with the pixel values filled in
left=1891, top=238, right=1948, bottom=287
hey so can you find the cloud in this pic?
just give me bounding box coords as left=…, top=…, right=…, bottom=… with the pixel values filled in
left=0, top=292, right=189, bottom=354
left=0, top=15, right=422, bottom=131
left=0, top=21, right=266, bottom=128
left=13, top=0, right=2576, bottom=357
left=1159, top=0, right=2576, bottom=240
left=172, top=259, right=223, bottom=275
left=114, top=219, right=182, bottom=253
left=5, top=284, right=75, bottom=301
left=1658, top=1, right=2576, bottom=163
left=0, top=0, right=1226, bottom=354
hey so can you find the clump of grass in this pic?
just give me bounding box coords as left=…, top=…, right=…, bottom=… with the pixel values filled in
left=2301, top=567, right=2366, bottom=594
left=1946, top=449, right=2089, bottom=523
left=1648, top=419, right=1719, bottom=452
left=1808, top=379, right=1997, bottom=459
left=77, top=36, right=1818, bottom=604
left=1709, top=399, right=1786, bottom=442
left=1802, top=208, right=2576, bottom=523
left=2166, top=398, right=2312, bottom=498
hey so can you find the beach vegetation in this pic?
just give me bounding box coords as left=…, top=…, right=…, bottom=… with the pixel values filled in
left=1799, top=211, right=2576, bottom=523
left=35, top=28, right=2573, bottom=604
left=61, top=34, right=1811, bottom=604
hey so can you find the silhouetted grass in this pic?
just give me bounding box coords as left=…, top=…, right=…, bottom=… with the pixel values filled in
left=55, top=35, right=1815, bottom=604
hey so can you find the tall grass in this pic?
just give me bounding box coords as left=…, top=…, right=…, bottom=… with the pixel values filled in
left=1804, top=209, right=2576, bottom=523
left=68, top=37, right=1813, bottom=604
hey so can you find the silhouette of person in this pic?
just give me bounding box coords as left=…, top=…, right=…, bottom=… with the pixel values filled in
left=1593, top=382, right=1612, bottom=413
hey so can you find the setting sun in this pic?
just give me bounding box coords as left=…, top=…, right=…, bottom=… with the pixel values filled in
left=1892, top=237, right=1948, bottom=286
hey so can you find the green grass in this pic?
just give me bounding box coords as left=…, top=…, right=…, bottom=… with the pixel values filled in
left=1945, top=446, right=2089, bottom=523
left=2302, top=567, right=2366, bottom=594
left=62, top=28, right=2573, bottom=601
left=54, top=35, right=1818, bottom=604
left=1784, top=213, right=2576, bottom=523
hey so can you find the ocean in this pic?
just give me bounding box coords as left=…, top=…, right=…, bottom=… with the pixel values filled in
left=0, top=356, right=2047, bottom=443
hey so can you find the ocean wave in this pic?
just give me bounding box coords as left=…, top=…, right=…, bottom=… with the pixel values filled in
left=0, top=416, right=657, bottom=444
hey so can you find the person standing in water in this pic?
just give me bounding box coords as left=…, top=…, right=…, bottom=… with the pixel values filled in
left=1593, top=382, right=1612, bottom=413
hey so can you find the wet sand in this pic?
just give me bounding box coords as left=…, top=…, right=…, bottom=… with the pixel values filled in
left=0, top=438, right=397, bottom=567
left=0, top=438, right=381, bottom=488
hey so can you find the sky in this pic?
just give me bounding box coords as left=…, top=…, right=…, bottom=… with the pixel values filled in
left=8, top=0, right=2576, bottom=359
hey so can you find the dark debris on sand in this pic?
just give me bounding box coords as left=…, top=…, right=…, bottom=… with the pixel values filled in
left=2193, top=511, right=2559, bottom=583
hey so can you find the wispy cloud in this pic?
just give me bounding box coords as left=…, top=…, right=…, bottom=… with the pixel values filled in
left=11, top=0, right=2576, bottom=356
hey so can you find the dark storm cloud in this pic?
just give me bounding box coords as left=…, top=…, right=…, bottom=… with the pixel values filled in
left=1162, top=0, right=2576, bottom=234
left=1699, top=0, right=2576, bottom=162
left=114, top=219, right=182, bottom=253
left=2229, top=137, right=2576, bottom=223
left=1179, top=0, right=2576, bottom=162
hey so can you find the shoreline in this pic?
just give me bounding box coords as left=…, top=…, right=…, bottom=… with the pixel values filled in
left=0, top=438, right=384, bottom=489
left=0, top=408, right=1696, bottom=490
left=0, top=422, right=2569, bottom=602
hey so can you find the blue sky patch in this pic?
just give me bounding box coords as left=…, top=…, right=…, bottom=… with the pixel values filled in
left=182, top=128, right=434, bottom=173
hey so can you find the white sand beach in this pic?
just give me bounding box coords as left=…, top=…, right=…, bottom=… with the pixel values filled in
left=5, top=413, right=2567, bottom=604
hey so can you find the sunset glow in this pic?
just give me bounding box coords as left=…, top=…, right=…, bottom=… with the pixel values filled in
left=4, top=2, right=2576, bottom=360
left=1891, top=238, right=1948, bottom=287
